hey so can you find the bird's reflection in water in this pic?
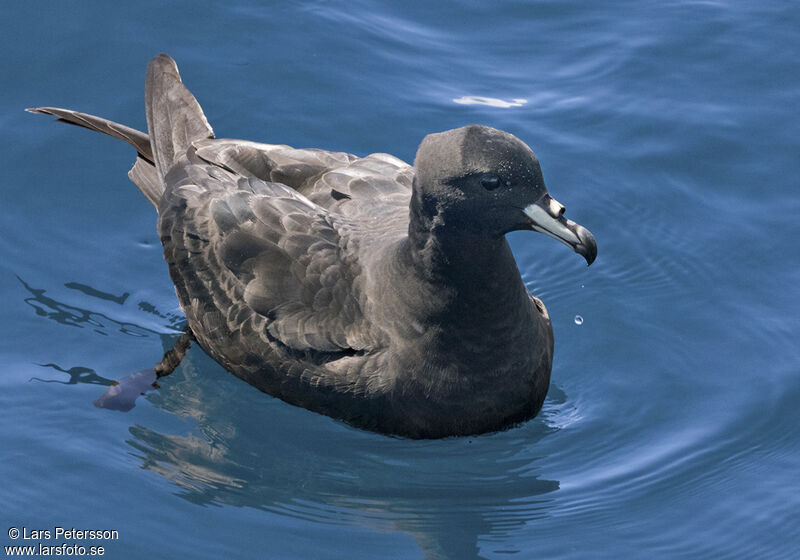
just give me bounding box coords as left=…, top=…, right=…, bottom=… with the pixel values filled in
left=125, top=340, right=562, bottom=559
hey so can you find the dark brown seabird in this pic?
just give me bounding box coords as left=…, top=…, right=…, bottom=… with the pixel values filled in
left=29, top=54, right=596, bottom=438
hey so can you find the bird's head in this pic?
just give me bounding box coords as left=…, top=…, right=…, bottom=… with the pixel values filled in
left=413, top=125, right=597, bottom=265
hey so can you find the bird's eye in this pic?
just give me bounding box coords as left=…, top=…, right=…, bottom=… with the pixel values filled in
left=480, top=174, right=501, bottom=190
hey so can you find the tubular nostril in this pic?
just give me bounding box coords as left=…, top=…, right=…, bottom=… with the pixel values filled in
left=549, top=197, right=565, bottom=218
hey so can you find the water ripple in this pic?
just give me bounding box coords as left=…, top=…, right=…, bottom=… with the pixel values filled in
left=17, top=276, right=184, bottom=337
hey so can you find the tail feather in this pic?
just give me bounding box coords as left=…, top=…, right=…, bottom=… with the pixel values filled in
left=128, top=157, right=164, bottom=207
left=26, top=107, right=153, bottom=163
left=145, top=54, right=214, bottom=180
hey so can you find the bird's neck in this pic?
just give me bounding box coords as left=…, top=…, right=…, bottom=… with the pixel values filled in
left=404, top=201, right=534, bottom=333
left=405, top=230, right=528, bottom=308
left=386, top=213, right=543, bottom=395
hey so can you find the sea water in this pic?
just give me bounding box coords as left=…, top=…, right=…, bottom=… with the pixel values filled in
left=2, top=2, right=798, bottom=558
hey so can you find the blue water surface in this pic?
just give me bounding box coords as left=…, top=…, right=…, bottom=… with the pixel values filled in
left=2, top=1, right=799, bottom=558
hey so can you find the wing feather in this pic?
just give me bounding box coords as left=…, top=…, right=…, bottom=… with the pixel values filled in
left=159, top=162, right=381, bottom=355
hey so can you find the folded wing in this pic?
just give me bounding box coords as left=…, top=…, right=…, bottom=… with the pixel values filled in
left=159, top=164, right=382, bottom=356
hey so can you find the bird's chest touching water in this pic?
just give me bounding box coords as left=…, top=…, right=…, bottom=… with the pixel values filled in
left=383, top=300, right=552, bottom=438
left=385, top=279, right=551, bottom=394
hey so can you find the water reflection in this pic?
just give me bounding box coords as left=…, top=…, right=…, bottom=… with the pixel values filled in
left=18, top=276, right=184, bottom=337
left=63, top=281, right=129, bottom=305
left=126, top=342, right=562, bottom=559
left=31, top=362, right=114, bottom=386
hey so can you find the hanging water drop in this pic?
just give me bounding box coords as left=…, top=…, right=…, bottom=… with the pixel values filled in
left=574, top=315, right=584, bottom=325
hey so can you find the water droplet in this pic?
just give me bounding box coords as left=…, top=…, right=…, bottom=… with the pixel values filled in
left=574, top=315, right=584, bottom=325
